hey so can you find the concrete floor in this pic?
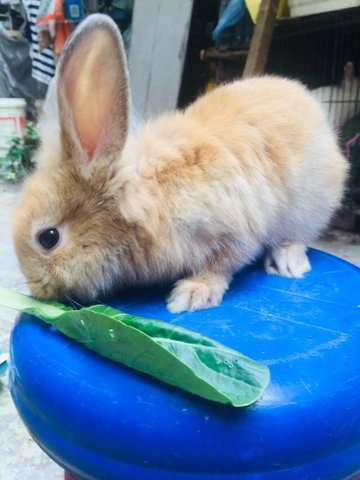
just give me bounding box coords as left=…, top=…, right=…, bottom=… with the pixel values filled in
left=0, top=182, right=359, bottom=480
left=0, top=183, right=63, bottom=480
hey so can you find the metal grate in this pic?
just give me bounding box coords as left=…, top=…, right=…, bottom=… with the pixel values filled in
left=267, top=7, right=360, bottom=194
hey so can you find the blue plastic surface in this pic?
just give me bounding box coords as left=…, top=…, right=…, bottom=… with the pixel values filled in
left=9, top=250, right=360, bottom=479
left=0, top=350, right=7, bottom=376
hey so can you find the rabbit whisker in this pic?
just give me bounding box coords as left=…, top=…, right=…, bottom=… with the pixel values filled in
left=13, top=280, right=32, bottom=288
left=65, top=296, right=85, bottom=310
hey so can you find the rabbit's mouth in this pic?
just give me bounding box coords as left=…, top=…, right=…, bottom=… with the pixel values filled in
left=26, top=276, right=67, bottom=303
left=51, top=273, right=117, bottom=307
left=22, top=268, right=90, bottom=305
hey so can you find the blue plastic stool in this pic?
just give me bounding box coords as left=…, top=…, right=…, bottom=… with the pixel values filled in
left=9, top=250, right=360, bottom=479
left=0, top=350, right=7, bottom=376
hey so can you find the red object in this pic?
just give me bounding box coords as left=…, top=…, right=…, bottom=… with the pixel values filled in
left=64, top=472, right=78, bottom=480
left=36, top=0, right=72, bottom=56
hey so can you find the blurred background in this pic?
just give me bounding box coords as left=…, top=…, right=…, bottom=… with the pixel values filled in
left=0, top=1, right=359, bottom=478
left=0, top=0, right=359, bottom=228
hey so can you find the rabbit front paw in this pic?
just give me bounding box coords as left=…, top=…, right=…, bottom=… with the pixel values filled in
left=265, top=241, right=311, bottom=278
left=167, top=273, right=230, bottom=314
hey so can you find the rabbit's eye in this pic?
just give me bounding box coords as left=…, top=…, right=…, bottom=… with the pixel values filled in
left=38, top=228, right=60, bottom=250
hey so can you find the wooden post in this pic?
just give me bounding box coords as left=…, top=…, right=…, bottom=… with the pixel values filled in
left=243, top=0, right=280, bottom=78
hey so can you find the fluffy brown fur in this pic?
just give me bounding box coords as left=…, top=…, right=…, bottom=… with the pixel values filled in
left=13, top=14, right=348, bottom=312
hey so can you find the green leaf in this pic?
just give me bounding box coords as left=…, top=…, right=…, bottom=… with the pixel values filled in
left=0, top=286, right=270, bottom=407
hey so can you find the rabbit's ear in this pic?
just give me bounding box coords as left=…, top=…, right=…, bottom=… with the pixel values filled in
left=57, top=14, right=129, bottom=164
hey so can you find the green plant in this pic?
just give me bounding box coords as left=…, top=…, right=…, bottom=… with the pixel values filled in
left=0, top=121, right=39, bottom=181
left=0, top=286, right=270, bottom=407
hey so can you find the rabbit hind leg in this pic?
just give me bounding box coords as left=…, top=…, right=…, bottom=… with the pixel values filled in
left=264, top=241, right=311, bottom=278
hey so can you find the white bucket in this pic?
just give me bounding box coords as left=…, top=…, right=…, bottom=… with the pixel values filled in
left=0, top=98, right=26, bottom=159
